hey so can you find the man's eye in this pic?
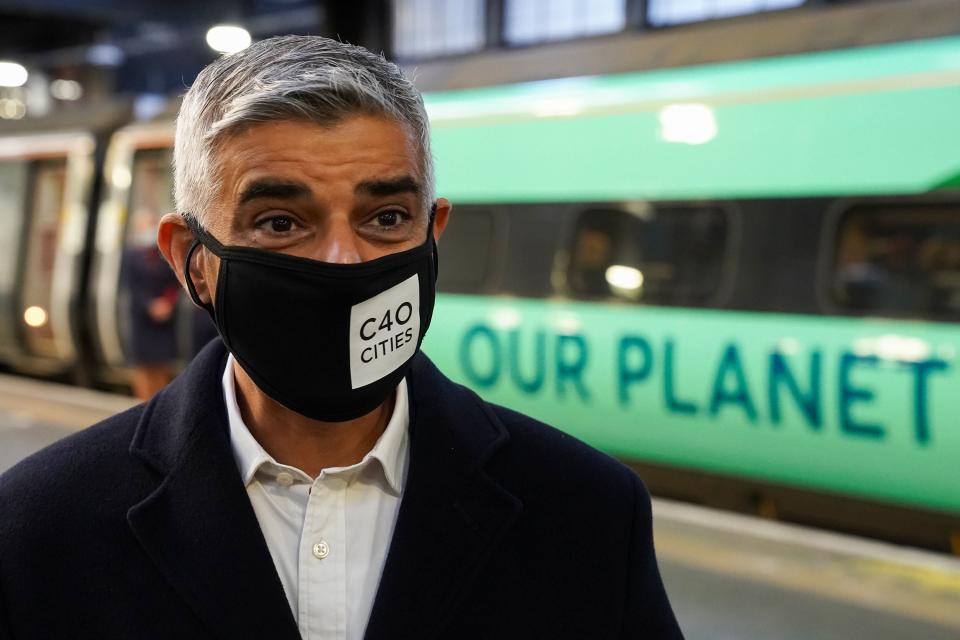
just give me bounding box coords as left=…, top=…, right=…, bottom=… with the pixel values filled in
left=376, top=210, right=401, bottom=227
left=266, top=216, right=294, bottom=233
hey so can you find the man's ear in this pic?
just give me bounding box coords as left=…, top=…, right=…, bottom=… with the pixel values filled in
left=157, top=212, right=215, bottom=306
left=433, top=197, right=452, bottom=242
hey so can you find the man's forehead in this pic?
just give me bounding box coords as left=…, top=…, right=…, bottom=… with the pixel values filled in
left=214, top=116, right=424, bottom=199
left=219, top=115, right=419, bottom=157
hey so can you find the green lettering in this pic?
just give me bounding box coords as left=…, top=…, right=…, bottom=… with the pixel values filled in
left=664, top=339, right=698, bottom=415
left=709, top=344, right=757, bottom=423
left=556, top=334, right=590, bottom=401
left=838, top=352, right=884, bottom=440
left=618, top=335, right=653, bottom=406
left=768, top=351, right=822, bottom=429
left=508, top=329, right=546, bottom=394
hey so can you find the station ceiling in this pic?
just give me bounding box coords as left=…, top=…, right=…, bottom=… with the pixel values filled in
left=0, top=0, right=332, bottom=58
left=0, top=0, right=394, bottom=96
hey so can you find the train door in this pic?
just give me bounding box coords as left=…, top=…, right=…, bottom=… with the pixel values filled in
left=91, top=123, right=214, bottom=385
left=0, top=133, right=94, bottom=375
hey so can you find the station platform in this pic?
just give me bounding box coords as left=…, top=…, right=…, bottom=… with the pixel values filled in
left=0, top=374, right=957, bottom=639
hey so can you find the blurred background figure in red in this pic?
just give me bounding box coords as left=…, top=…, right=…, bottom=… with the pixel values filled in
left=120, top=206, right=179, bottom=399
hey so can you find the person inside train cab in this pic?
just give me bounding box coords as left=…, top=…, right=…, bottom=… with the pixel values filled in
left=0, top=36, right=683, bottom=639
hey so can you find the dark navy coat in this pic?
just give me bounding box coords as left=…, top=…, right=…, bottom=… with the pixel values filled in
left=0, top=340, right=683, bottom=639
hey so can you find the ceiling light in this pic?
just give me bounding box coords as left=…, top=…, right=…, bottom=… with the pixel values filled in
left=206, top=25, right=251, bottom=54
left=87, top=44, right=125, bottom=67
left=0, top=61, right=28, bottom=88
left=51, top=79, right=83, bottom=101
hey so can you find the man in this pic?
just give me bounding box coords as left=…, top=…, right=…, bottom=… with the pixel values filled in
left=0, top=36, right=682, bottom=639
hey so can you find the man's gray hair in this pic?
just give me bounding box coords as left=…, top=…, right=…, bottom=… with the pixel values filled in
left=174, top=35, right=433, bottom=226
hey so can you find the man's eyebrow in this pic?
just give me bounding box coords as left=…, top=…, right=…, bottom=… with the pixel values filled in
left=238, top=179, right=312, bottom=205
left=355, top=175, right=421, bottom=198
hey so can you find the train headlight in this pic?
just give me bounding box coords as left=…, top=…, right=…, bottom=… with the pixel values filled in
left=23, top=306, right=48, bottom=328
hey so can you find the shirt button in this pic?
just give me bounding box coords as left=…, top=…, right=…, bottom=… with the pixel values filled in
left=276, top=472, right=294, bottom=487
left=312, top=541, right=330, bottom=560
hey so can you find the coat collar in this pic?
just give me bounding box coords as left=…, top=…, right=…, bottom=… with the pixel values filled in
left=127, top=340, right=301, bottom=639
left=126, top=340, right=522, bottom=640
left=365, top=352, right=523, bottom=640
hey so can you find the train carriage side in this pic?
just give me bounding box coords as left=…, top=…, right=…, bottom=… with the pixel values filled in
left=420, top=36, right=960, bottom=550
left=0, top=131, right=96, bottom=377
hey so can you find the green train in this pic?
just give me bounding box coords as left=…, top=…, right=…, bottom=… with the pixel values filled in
left=2, top=36, right=959, bottom=549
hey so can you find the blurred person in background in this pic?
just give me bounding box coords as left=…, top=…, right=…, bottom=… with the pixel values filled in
left=0, top=35, right=682, bottom=639
left=121, top=207, right=180, bottom=399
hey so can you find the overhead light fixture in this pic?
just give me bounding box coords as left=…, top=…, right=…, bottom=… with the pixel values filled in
left=206, top=25, right=251, bottom=54
left=0, top=61, right=28, bottom=88
left=51, top=79, right=83, bottom=101
left=87, top=44, right=125, bottom=67
left=133, top=93, right=166, bottom=121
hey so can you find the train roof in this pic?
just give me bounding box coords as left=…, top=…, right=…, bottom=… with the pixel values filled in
left=424, top=36, right=960, bottom=202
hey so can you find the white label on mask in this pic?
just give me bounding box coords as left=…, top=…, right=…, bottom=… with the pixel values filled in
left=349, top=274, right=420, bottom=389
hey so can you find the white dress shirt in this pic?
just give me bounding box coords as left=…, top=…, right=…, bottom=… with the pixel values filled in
left=222, top=355, right=409, bottom=640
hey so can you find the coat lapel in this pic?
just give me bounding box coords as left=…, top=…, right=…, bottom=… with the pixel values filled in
left=364, top=355, right=523, bottom=640
left=126, top=342, right=300, bottom=640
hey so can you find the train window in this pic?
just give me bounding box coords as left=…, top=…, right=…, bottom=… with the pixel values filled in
left=21, top=159, right=68, bottom=358
left=562, top=204, right=728, bottom=306
left=504, top=0, right=626, bottom=45
left=647, top=0, right=805, bottom=27
left=126, top=148, right=174, bottom=247
left=436, top=206, right=497, bottom=293
left=393, top=0, right=486, bottom=59
left=0, top=161, right=28, bottom=296
left=831, top=203, right=960, bottom=318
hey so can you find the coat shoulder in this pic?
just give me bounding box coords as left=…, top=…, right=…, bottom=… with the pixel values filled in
left=416, top=351, right=647, bottom=501
left=0, top=403, right=148, bottom=540
left=485, top=400, right=647, bottom=501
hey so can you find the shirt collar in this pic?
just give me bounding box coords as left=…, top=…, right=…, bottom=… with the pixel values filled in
left=222, top=353, right=409, bottom=494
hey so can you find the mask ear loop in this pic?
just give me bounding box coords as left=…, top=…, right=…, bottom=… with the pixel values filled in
left=183, top=238, right=215, bottom=316
left=428, top=201, right=439, bottom=281
left=182, top=214, right=218, bottom=316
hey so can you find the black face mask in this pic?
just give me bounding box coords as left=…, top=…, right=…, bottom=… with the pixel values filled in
left=183, top=209, right=438, bottom=422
